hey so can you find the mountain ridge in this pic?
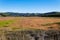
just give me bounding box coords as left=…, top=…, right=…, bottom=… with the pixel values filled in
left=0, top=12, right=60, bottom=17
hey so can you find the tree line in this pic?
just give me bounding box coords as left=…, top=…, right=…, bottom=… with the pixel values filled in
left=0, top=12, right=60, bottom=17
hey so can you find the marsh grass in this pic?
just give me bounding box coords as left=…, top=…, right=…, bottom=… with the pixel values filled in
left=0, top=20, right=14, bottom=27
left=42, top=22, right=60, bottom=26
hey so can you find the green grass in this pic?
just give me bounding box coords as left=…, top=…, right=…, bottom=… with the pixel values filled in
left=0, top=20, right=14, bottom=27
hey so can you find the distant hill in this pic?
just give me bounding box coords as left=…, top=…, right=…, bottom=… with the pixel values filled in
left=0, top=12, right=60, bottom=17
left=42, top=12, right=60, bottom=17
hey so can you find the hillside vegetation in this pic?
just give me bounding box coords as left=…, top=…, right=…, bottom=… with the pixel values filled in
left=0, top=12, right=60, bottom=17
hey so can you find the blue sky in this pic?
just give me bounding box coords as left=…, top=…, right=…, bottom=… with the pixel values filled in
left=0, top=0, right=60, bottom=13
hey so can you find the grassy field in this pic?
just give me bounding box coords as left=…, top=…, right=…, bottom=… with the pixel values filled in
left=0, top=17, right=60, bottom=31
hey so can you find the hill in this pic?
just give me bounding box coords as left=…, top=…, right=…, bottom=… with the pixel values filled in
left=0, top=12, right=60, bottom=17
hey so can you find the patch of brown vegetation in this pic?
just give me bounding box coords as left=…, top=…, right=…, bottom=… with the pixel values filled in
left=0, top=17, right=60, bottom=30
